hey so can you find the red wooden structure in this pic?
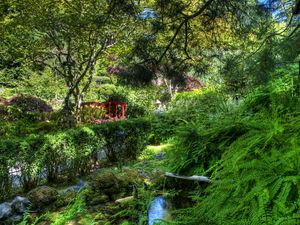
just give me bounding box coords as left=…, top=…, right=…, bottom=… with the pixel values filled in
left=80, top=101, right=127, bottom=123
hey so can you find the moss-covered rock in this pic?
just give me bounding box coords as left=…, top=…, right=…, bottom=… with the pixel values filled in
left=27, top=186, right=58, bottom=210
left=87, top=169, right=143, bottom=204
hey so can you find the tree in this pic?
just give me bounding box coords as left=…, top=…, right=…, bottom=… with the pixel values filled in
left=124, top=0, right=273, bottom=96
left=1, top=0, right=137, bottom=125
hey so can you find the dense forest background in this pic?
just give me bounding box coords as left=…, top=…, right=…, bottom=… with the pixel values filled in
left=0, top=0, right=300, bottom=224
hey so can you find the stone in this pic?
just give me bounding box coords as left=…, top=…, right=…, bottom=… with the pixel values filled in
left=62, top=180, right=87, bottom=194
left=97, top=149, right=107, bottom=161
left=115, top=196, right=134, bottom=204
left=11, top=196, right=31, bottom=214
left=89, top=171, right=120, bottom=191
left=6, top=214, right=23, bottom=224
left=0, top=202, right=12, bottom=220
left=88, top=169, right=144, bottom=204
left=155, top=152, right=165, bottom=160
left=27, top=186, right=58, bottom=210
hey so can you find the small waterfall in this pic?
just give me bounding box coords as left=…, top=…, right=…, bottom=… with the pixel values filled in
left=148, top=196, right=170, bottom=225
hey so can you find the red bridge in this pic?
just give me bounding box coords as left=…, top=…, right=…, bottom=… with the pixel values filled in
left=80, top=101, right=127, bottom=123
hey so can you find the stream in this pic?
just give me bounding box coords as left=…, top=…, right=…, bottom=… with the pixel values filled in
left=148, top=196, right=171, bottom=225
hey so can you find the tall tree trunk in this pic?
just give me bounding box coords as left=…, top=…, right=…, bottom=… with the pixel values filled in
left=61, top=87, right=76, bottom=127
left=297, top=60, right=300, bottom=95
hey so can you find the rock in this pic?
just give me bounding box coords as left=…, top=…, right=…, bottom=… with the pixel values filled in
left=11, top=196, right=31, bottom=214
left=6, top=214, right=23, bottom=224
left=62, top=180, right=87, bottom=194
left=0, top=202, right=12, bottom=220
left=89, top=171, right=123, bottom=191
left=155, top=152, right=165, bottom=160
left=88, top=169, right=143, bottom=204
left=27, top=186, right=58, bottom=210
left=97, top=149, right=107, bottom=160
left=115, top=196, right=134, bottom=204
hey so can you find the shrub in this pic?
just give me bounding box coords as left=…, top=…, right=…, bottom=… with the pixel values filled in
left=147, top=88, right=231, bottom=145
left=168, top=88, right=229, bottom=119
left=3, top=94, right=53, bottom=122
left=91, top=118, right=152, bottom=162
left=0, top=118, right=151, bottom=197
left=41, top=126, right=104, bottom=183
left=166, top=113, right=249, bottom=175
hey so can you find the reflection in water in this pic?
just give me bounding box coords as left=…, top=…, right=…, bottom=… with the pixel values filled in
left=148, top=196, right=170, bottom=225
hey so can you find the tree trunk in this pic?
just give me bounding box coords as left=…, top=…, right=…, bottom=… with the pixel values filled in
left=295, top=60, right=300, bottom=96
left=61, top=88, right=76, bottom=127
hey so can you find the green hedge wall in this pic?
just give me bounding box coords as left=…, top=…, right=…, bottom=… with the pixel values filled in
left=0, top=118, right=151, bottom=201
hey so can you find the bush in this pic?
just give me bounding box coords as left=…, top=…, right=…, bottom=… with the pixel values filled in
left=166, top=113, right=249, bottom=175
left=0, top=118, right=151, bottom=198
left=3, top=94, right=53, bottom=122
left=91, top=118, right=151, bottom=162
left=104, top=86, right=160, bottom=118
left=41, top=127, right=103, bottom=183
left=168, top=88, right=229, bottom=118
left=147, top=88, right=231, bottom=145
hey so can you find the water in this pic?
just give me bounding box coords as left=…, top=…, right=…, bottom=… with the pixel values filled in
left=148, top=196, right=171, bottom=225
left=62, top=179, right=87, bottom=193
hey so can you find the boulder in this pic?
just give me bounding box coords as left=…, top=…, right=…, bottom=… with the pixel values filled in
left=88, top=169, right=143, bottom=203
left=11, top=196, right=31, bottom=214
left=27, top=186, right=58, bottom=210
left=0, top=202, right=12, bottom=220
left=89, top=171, right=124, bottom=192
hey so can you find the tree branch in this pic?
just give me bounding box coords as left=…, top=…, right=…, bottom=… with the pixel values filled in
left=157, top=0, right=215, bottom=63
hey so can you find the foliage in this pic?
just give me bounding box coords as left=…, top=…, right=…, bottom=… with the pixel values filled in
left=2, top=94, right=53, bottom=122
left=91, top=118, right=152, bottom=162
left=148, top=113, right=185, bottom=145
left=0, top=118, right=151, bottom=199
left=171, top=113, right=300, bottom=225
left=79, top=105, right=106, bottom=123
left=168, top=88, right=229, bottom=118
left=165, top=76, right=300, bottom=224
left=15, top=68, right=67, bottom=102
left=109, top=187, right=155, bottom=224
left=51, top=191, right=94, bottom=225
left=18, top=210, right=43, bottom=225
left=18, top=191, right=94, bottom=225
left=1, top=0, right=139, bottom=123
left=147, top=88, right=230, bottom=144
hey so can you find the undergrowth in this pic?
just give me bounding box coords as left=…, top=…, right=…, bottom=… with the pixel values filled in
left=163, top=75, right=300, bottom=224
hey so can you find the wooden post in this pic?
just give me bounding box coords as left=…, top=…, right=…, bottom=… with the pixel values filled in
left=121, top=104, right=125, bottom=119
left=115, top=103, right=118, bottom=120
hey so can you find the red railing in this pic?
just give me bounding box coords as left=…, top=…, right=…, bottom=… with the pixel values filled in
left=80, top=101, right=127, bottom=123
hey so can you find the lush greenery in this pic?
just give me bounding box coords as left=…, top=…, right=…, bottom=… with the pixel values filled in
left=0, top=0, right=300, bottom=224
left=0, top=118, right=151, bottom=201
left=163, top=73, right=300, bottom=224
